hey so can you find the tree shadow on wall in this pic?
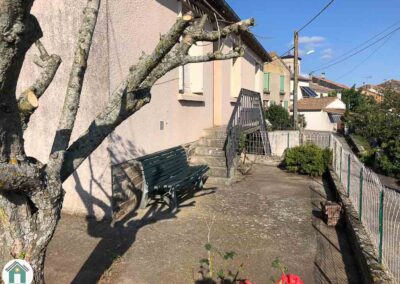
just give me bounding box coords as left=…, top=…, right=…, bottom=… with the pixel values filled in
left=70, top=135, right=216, bottom=283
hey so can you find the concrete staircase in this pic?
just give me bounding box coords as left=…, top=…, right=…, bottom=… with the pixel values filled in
left=190, top=126, right=231, bottom=185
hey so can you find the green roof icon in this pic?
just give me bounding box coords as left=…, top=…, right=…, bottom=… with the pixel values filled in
left=5, top=261, right=29, bottom=284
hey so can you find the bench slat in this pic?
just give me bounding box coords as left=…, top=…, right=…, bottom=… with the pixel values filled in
left=154, top=166, right=209, bottom=190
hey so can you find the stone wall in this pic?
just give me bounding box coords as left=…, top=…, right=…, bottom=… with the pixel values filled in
left=327, top=168, right=395, bottom=284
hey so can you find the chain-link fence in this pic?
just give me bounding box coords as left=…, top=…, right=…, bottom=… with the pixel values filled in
left=331, top=135, right=400, bottom=283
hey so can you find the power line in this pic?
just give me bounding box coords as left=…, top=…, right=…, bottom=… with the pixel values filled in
left=279, top=46, right=294, bottom=57
left=278, top=0, right=335, bottom=57
left=310, top=26, right=400, bottom=73
left=311, top=19, right=400, bottom=71
left=298, top=0, right=336, bottom=32
left=335, top=33, right=395, bottom=81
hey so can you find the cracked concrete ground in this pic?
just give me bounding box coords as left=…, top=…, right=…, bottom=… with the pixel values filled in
left=45, top=164, right=360, bottom=283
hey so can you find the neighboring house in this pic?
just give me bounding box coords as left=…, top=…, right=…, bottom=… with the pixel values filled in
left=377, top=79, right=400, bottom=93
left=263, top=52, right=291, bottom=110
left=310, top=75, right=350, bottom=98
left=19, top=0, right=270, bottom=217
left=359, top=84, right=384, bottom=103
left=280, top=54, right=313, bottom=101
left=291, top=97, right=346, bottom=132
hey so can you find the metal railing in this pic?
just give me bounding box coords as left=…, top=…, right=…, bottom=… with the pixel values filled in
left=225, top=89, right=270, bottom=177
left=331, top=135, right=400, bottom=283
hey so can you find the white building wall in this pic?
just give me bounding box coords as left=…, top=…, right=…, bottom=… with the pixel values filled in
left=301, top=111, right=337, bottom=132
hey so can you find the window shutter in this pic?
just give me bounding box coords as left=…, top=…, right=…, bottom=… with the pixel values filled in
left=183, top=64, right=191, bottom=94
left=178, top=66, right=184, bottom=91
left=264, top=72, right=270, bottom=91
left=189, top=43, right=204, bottom=94
left=284, top=100, right=288, bottom=110
left=280, top=75, right=285, bottom=92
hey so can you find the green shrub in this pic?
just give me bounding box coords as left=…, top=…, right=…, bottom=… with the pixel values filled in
left=264, top=104, right=293, bottom=130
left=282, top=143, right=332, bottom=176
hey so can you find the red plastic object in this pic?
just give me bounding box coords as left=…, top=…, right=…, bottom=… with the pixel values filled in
left=239, top=280, right=253, bottom=284
left=277, top=274, right=304, bottom=284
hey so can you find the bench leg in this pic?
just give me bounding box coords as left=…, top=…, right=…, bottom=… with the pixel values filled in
left=197, top=175, right=208, bottom=190
left=139, top=187, right=149, bottom=209
left=169, top=189, right=178, bottom=214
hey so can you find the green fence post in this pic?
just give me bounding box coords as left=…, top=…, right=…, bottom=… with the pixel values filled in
left=347, top=154, right=351, bottom=196
left=287, top=132, right=290, bottom=149
left=339, top=147, right=343, bottom=182
left=378, top=190, right=385, bottom=263
left=359, top=168, right=363, bottom=220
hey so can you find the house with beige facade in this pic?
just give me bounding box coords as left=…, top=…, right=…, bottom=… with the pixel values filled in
left=263, top=52, right=291, bottom=109
left=18, top=0, right=270, bottom=218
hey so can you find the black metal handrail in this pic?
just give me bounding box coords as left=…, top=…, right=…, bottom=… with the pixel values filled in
left=225, top=88, right=270, bottom=177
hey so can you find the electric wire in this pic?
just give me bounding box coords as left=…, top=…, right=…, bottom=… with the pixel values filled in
left=311, top=19, right=400, bottom=71
left=335, top=32, right=395, bottom=81
left=298, top=0, right=336, bottom=32
left=310, top=26, right=400, bottom=73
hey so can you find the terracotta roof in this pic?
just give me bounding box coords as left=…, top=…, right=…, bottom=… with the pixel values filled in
left=309, top=82, right=335, bottom=94
left=291, top=97, right=339, bottom=111
left=192, top=0, right=271, bottom=62
left=312, top=76, right=350, bottom=90
left=290, top=74, right=311, bottom=82
left=377, top=79, right=400, bottom=92
left=281, top=54, right=302, bottom=60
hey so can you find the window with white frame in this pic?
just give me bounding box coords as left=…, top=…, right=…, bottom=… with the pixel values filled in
left=179, top=43, right=204, bottom=94
left=178, top=3, right=204, bottom=95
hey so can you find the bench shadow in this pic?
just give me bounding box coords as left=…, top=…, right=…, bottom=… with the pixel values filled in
left=311, top=173, right=362, bottom=283
left=70, top=161, right=216, bottom=283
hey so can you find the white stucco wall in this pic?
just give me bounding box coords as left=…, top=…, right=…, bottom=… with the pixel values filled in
left=18, top=0, right=112, bottom=217
left=268, top=131, right=300, bottom=156
left=326, top=99, right=346, bottom=109
left=301, top=111, right=338, bottom=132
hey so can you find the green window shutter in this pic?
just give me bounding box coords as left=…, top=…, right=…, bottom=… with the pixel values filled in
left=280, top=75, right=285, bottom=92
left=284, top=100, right=288, bottom=110
left=264, top=72, right=270, bottom=91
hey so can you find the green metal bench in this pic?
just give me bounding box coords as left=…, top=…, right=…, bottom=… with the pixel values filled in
left=137, top=146, right=209, bottom=213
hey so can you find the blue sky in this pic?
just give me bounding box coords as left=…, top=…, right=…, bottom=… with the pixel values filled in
left=227, top=0, right=400, bottom=87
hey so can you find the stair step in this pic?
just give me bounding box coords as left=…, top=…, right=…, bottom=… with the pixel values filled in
left=202, top=126, right=227, bottom=136
left=191, top=156, right=226, bottom=167
left=194, top=146, right=225, bottom=157
left=198, top=138, right=226, bottom=147
left=207, top=166, right=228, bottom=177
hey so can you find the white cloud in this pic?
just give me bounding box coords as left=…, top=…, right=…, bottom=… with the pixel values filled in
left=321, top=48, right=334, bottom=59
left=291, top=36, right=326, bottom=56
left=298, top=36, right=325, bottom=45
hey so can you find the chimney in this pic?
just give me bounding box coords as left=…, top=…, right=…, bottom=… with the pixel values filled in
left=321, top=72, right=326, bottom=79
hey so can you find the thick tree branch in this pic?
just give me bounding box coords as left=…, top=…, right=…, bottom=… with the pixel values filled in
left=189, top=18, right=255, bottom=42
left=0, top=163, right=42, bottom=192
left=126, top=12, right=193, bottom=93
left=50, top=0, right=101, bottom=158
left=18, top=40, right=61, bottom=130
left=60, top=17, right=254, bottom=181
left=0, top=8, right=42, bottom=162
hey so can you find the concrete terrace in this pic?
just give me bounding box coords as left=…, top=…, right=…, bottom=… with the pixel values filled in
left=45, top=165, right=361, bottom=283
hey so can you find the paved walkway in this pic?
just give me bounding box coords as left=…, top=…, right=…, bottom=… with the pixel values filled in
left=45, top=165, right=360, bottom=283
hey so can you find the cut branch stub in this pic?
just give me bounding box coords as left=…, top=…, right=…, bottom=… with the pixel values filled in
left=18, top=90, right=38, bottom=114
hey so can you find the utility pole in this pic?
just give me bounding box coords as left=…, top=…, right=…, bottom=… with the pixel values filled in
left=293, top=31, right=299, bottom=129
